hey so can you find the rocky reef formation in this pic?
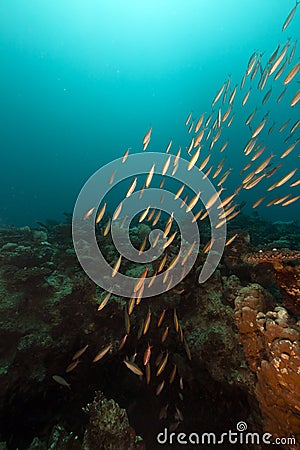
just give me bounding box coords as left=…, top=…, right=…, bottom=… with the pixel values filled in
left=235, top=284, right=300, bottom=447
left=0, top=213, right=299, bottom=449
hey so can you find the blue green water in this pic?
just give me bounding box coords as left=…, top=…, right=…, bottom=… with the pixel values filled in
left=0, top=0, right=299, bottom=227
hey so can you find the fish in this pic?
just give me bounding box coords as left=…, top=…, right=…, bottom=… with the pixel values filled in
left=126, top=177, right=137, bottom=198
left=98, top=292, right=111, bottom=311
left=157, top=254, right=168, bottom=273
left=279, top=119, right=291, bottom=133
left=290, top=119, right=300, bottom=134
left=254, top=154, right=274, bottom=174
left=262, top=87, right=272, bottom=105
left=139, top=206, right=150, bottom=223
left=162, top=155, right=171, bottom=176
left=144, top=343, right=153, bottom=366
left=290, top=179, right=300, bottom=187
left=103, top=218, right=111, bottom=236
left=222, top=105, right=232, bottom=122
left=138, top=237, right=147, bottom=255
left=282, top=195, right=300, bottom=206
left=118, top=334, right=128, bottom=351
left=163, top=231, right=177, bottom=249
left=65, top=360, right=80, bottom=373
left=284, top=61, right=300, bottom=84
left=212, top=83, right=225, bottom=107
left=165, top=139, right=172, bottom=153
left=252, top=196, right=266, bottom=208
left=228, top=84, right=237, bottom=105
left=188, top=148, right=201, bottom=170
left=205, top=187, right=224, bottom=210
left=199, top=154, right=211, bottom=171
left=277, top=87, right=287, bottom=103
left=290, top=90, right=300, bottom=107
left=143, top=126, right=152, bottom=146
left=244, top=173, right=266, bottom=189
left=225, top=233, right=238, bottom=246
left=251, top=146, right=267, bottom=161
left=268, top=43, right=280, bottom=65
left=169, top=364, right=177, bottom=384
left=245, top=108, right=257, bottom=127
left=161, top=326, right=169, bottom=343
left=280, top=140, right=299, bottom=158
left=124, top=359, right=143, bottom=376
left=244, top=138, right=257, bottom=156
left=251, top=116, right=267, bottom=139
left=112, top=254, right=122, bottom=277
left=109, top=169, right=117, bottom=185
left=163, top=212, right=174, bottom=237
left=112, top=202, right=123, bottom=221
left=128, top=297, right=135, bottom=315
left=152, top=210, right=161, bottom=227
left=93, top=343, right=112, bottom=362
left=156, top=352, right=169, bottom=376
left=183, top=337, right=192, bottom=360
left=195, top=113, right=205, bottom=132
left=143, top=308, right=152, bottom=335
left=186, top=191, right=201, bottom=212
left=267, top=168, right=298, bottom=190
left=145, top=362, right=151, bottom=384
left=83, top=207, right=95, bottom=220
left=174, top=183, right=185, bottom=200
left=173, top=309, right=179, bottom=332
left=52, top=375, right=71, bottom=389
left=274, top=59, right=288, bottom=81
left=156, top=380, right=165, bottom=396
left=217, top=169, right=232, bottom=186
left=269, top=40, right=291, bottom=75
left=282, top=1, right=300, bottom=31
left=72, top=344, right=89, bottom=361
left=122, top=148, right=130, bottom=163
left=288, top=39, right=297, bottom=62
left=159, top=403, right=169, bottom=420
left=134, top=266, right=149, bottom=292
left=242, top=88, right=251, bottom=106
left=175, top=406, right=184, bottom=422
left=96, top=203, right=106, bottom=224
left=157, top=309, right=166, bottom=327
left=145, top=163, right=155, bottom=188
left=185, top=112, right=192, bottom=126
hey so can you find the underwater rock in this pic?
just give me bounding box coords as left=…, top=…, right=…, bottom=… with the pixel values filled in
left=243, top=249, right=300, bottom=315
left=235, top=284, right=300, bottom=446
left=47, top=425, right=81, bottom=450
left=82, top=391, right=144, bottom=450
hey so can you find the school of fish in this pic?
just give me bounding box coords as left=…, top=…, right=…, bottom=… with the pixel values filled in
left=53, top=1, right=299, bottom=432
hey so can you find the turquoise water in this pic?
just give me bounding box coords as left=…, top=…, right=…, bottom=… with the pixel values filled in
left=0, top=0, right=299, bottom=227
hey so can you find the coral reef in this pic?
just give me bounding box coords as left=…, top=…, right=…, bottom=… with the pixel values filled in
left=235, top=284, right=300, bottom=447
left=82, top=391, right=144, bottom=450
left=0, top=215, right=299, bottom=449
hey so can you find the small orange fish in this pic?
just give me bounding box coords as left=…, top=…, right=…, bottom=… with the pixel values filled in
left=93, top=343, right=112, bottom=362
left=72, top=344, right=89, bottom=361
left=66, top=360, right=80, bottom=373
left=143, top=343, right=153, bottom=366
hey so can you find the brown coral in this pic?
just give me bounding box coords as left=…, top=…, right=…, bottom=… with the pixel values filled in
left=235, top=284, right=300, bottom=448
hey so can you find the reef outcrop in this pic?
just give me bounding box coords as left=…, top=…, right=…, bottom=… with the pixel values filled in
left=235, top=284, right=300, bottom=447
